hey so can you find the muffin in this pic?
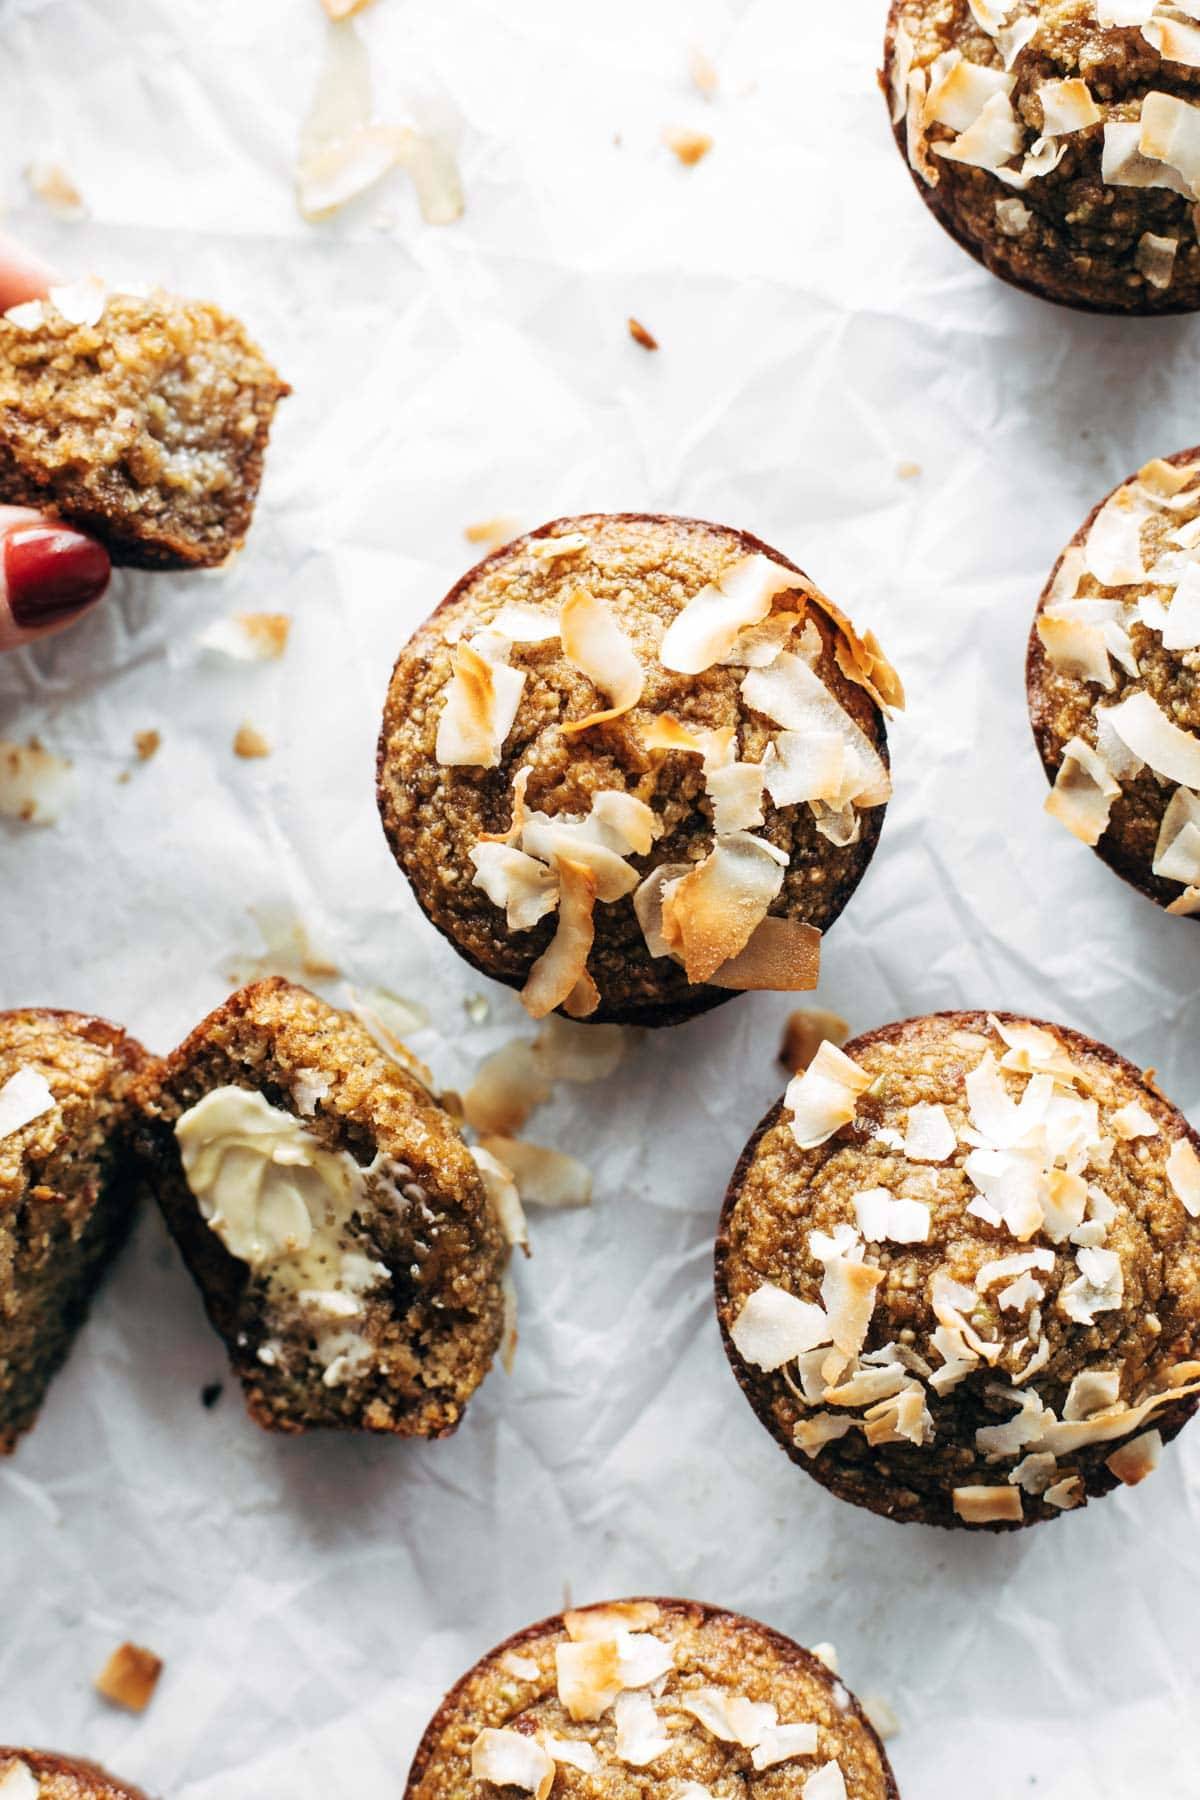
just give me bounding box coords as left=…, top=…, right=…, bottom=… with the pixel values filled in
left=1029, top=447, right=1200, bottom=913
left=0, top=1007, right=149, bottom=1453
left=131, top=978, right=507, bottom=1437
left=0, top=1752, right=146, bottom=1800
left=882, top=1, right=1200, bottom=313
left=716, top=1010, right=1200, bottom=1530
left=0, top=281, right=289, bottom=568
left=406, top=1598, right=899, bottom=1800
left=377, top=515, right=902, bottom=1028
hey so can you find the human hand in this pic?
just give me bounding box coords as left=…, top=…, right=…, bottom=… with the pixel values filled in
left=0, top=230, right=111, bottom=652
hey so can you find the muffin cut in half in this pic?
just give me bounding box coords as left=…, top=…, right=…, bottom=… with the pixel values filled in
left=406, top=1597, right=899, bottom=1800
left=0, top=1751, right=146, bottom=1800
left=716, top=1010, right=1200, bottom=1530
left=131, top=978, right=507, bottom=1437
left=0, top=1007, right=149, bottom=1453
left=377, top=514, right=903, bottom=1028
left=882, top=1, right=1200, bottom=313
left=0, top=279, right=289, bottom=568
left=1029, top=447, right=1200, bottom=914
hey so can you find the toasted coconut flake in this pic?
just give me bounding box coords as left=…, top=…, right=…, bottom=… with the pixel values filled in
left=1036, top=614, right=1114, bottom=688
left=564, top=1602, right=661, bottom=1640
left=95, top=1641, right=163, bottom=1713
left=751, top=1724, right=820, bottom=1771
left=1039, top=78, right=1101, bottom=135
left=1140, top=90, right=1200, bottom=197
left=785, top=1041, right=872, bottom=1149
left=707, top=914, right=822, bottom=993
left=730, top=1282, right=832, bottom=1370
left=521, top=857, right=597, bottom=1020
left=480, top=1136, right=592, bottom=1209
left=1103, top=691, right=1200, bottom=786
left=614, top=1691, right=670, bottom=1767
left=0, top=1067, right=56, bottom=1140
left=532, top=1014, right=632, bottom=1082
left=663, top=125, right=713, bottom=166
left=661, top=554, right=804, bottom=676
left=678, top=1690, right=777, bottom=1747
left=471, top=1729, right=554, bottom=1800
left=471, top=843, right=559, bottom=932
left=926, top=59, right=1014, bottom=132
left=197, top=612, right=291, bottom=661
left=904, top=1102, right=957, bottom=1163
left=853, top=1188, right=931, bottom=1244
left=25, top=159, right=85, bottom=218
left=1102, top=119, right=1193, bottom=193
left=1106, top=1427, right=1163, bottom=1486
left=0, top=739, right=76, bottom=826
left=935, top=91, right=1023, bottom=170
left=1167, top=1137, right=1200, bottom=1216
left=952, top=1484, right=1023, bottom=1524
left=491, top=601, right=561, bottom=643
left=743, top=654, right=890, bottom=808
left=542, top=1737, right=599, bottom=1774
left=779, top=1008, right=849, bottom=1074
left=660, top=831, right=786, bottom=983
left=436, top=638, right=525, bottom=768
left=1044, top=736, right=1120, bottom=846
left=463, top=1040, right=551, bottom=1136
left=559, top=588, right=644, bottom=732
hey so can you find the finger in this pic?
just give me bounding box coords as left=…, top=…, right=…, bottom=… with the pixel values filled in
left=0, top=230, right=56, bottom=311
left=0, top=508, right=112, bottom=651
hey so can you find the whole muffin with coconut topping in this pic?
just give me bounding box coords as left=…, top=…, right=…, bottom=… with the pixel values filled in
left=377, top=515, right=902, bottom=1028
left=716, top=1010, right=1200, bottom=1530
left=131, top=978, right=508, bottom=1437
left=882, top=1, right=1200, bottom=313
left=1029, top=447, right=1200, bottom=913
left=0, top=279, right=289, bottom=568
left=0, top=1007, right=149, bottom=1454
left=406, top=1598, right=899, bottom=1800
left=0, top=1751, right=147, bottom=1800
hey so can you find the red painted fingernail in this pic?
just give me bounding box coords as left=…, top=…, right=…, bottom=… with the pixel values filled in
left=5, top=524, right=111, bottom=630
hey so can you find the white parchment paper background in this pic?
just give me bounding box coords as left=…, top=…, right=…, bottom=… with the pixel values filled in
left=1, top=0, right=1199, bottom=1794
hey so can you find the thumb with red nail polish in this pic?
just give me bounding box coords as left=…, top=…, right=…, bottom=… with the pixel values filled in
left=0, top=507, right=112, bottom=651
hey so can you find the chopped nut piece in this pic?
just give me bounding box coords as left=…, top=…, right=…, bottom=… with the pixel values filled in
left=95, top=1641, right=163, bottom=1713
left=663, top=125, right=714, bottom=166
left=233, top=723, right=271, bottom=759
left=627, top=316, right=659, bottom=351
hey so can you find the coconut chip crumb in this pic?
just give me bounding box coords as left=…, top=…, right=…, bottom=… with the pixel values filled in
left=628, top=316, right=659, bottom=351
left=663, top=125, right=714, bottom=166
left=24, top=159, right=86, bottom=218
left=233, top=723, right=272, bottom=759
left=0, top=738, right=76, bottom=825
left=779, top=1007, right=849, bottom=1075
left=95, top=1641, right=163, bottom=1713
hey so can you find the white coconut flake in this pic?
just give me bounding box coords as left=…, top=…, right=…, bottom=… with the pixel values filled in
left=0, top=1067, right=56, bottom=1140
left=731, top=1282, right=832, bottom=1369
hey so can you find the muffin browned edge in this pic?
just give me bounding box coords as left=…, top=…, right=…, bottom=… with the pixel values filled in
left=375, top=513, right=890, bottom=1028
left=127, top=976, right=494, bottom=1439
left=714, top=1008, right=1200, bottom=1533
left=0, top=1748, right=149, bottom=1799
left=403, top=1597, right=901, bottom=1800
left=1027, top=444, right=1200, bottom=916
left=878, top=3, right=1200, bottom=318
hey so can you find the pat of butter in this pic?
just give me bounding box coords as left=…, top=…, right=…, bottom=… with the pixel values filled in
left=174, top=1087, right=389, bottom=1319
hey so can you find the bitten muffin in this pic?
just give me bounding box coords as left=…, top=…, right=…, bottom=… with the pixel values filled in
left=131, top=978, right=507, bottom=1437
left=0, top=280, right=289, bottom=568
left=716, top=1010, right=1200, bottom=1531
left=406, top=1598, right=899, bottom=1800
left=377, top=515, right=903, bottom=1028
left=882, top=1, right=1200, bottom=313
left=1029, top=447, right=1200, bottom=913
left=0, top=1751, right=146, bottom=1800
left=0, top=1008, right=149, bottom=1453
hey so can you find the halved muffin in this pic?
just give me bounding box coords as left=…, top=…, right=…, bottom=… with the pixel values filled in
left=131, top=979, right=507, bottom=1437
left=407, top=1597, right=899, bottom=1800
left=1029, top=447, right=1200, bottom=913
left=0, top=1007, right=148, bottom=1453
left=717, top=1010, right=1200, bottom=1530
left=378, top=514, right=902, bottom=1027
left=0, top=1750, right=146, bottom=1800
left=0, top=281, right=289, bottom=568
